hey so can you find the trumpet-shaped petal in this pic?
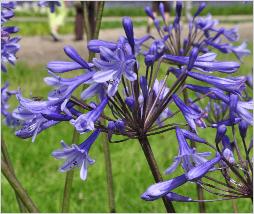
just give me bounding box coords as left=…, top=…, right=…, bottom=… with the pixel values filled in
left=70, top=98, right=108, bottom=133
left=238, top=120, right=249, bottom=140
left=52, top=129, right=100, bottom=180
left=38, top=0, right=61, bottom=13
left=15, top=115, right=59, bottom=142
left=122, top=17, right=135, bottom=50
left=223, top=27, right=239, bottom=42
left=92, top=46, right=136, bottom=97
left=186, top=154, right=221, bottom=181
left=141, top=174, right=187, bottom=201
left=215, top=125, right=227, bottom=143
left=185, top=84, right=229, bottom=102
left=1, top=82, right=20, bottom=127
left=188, top=71, right=246, bottom=94
left=166, top=192, right=193, bottom=202
left=172, top=94, right=203, bottom=131
left=231, top=42, right=251, bottom=61
left=164, top=53, right=240, bottom=73
left=47, top=46, right=92, bottom=73
left=88, top=40, right=117, bottom=53
left=222, top=135, right=235, bottom=164
left=165, top=127, right=210, bottom=174
left=193, top=2, right=206, bottom=18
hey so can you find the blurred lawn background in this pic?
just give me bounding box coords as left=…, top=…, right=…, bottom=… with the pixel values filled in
left=1, top=2, right=253, bottom=213
left=6, top=2, right=253, bottom=36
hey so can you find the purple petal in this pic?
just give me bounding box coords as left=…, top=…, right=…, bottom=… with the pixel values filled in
left=64, top=46, right=90, bottom=69
left=165, top=157, right=181, bottom=174
left=88, top=40, right=117, bottom=53
left=80, top=159, right=88, bottom=180
left=122, top=17, right=135, bottom=49
left=141, top=174, right=187, bottom=200
left=166, top=192, right=193, bottom=202
left=186, top=154, right=221, bottom=181
left=93, top=70, right=116, bottom=83
left=47, top=61, right=83, bottom=73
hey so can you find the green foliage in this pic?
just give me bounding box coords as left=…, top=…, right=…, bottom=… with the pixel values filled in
left=8, top=16, right=252, bottom=36
left=197, top=4, right=253, bottom=16
left=15, top=4, right=253, bottom=18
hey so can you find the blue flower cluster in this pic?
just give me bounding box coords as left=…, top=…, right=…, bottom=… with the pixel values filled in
left=1, top=2, right=20, bottom=129
left=38, top=0, right=61, bottom=13
left=12, top=1, right=252, bottom=202
left=1, top=82, right=20, bottom=127
left=1, top=1, right=20, bottom=72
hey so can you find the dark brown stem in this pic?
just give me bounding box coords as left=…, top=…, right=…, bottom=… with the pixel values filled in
left=138, top=136, right=175, bottom=213
left=102, top=132, right=116, bottom=213
left=1, top=136, right=27, bottom=212
left=1, top=160, right=39, bottom=213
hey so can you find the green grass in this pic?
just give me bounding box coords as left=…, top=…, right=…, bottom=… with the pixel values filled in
left=15, top=3, right=253, bottom=18
left=103, top=4, right=253, bottom=17
left=1, top=40, right=253, bottom=213
left=7, top=20, right=149, bottom=36
left=8, top=17, right=253, bottom=37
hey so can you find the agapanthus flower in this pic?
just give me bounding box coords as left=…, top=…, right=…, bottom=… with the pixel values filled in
left=1, top=1, right=15, bottom=24
left=238, top=120, right=249, bottom=140
left=1, top=1, right=20, bottom=72
left=13, top=91, right=81, bottom=141
left=141, top=174, right=188, bottom=201
left=38, top=0, right=61, bottom=13
left=187, top=71, right=246, bottom=94
left=70, top=98, right=108, bottom=133
left=172, top=94, right=205, bottom=131
left=47, top=46, right=92, bottom=73
left=142, top=153, right=221, bottom=201
left=165, top=127, right=210, bottom=174
left=44, top=71, right=95, bottom=112
left=164, top=53, right=240, bottom=73
left=215, top=124, right=227, bottom=144
left=186, top=153, right=221, bottom=181
left=92, top=46, right=136, bottom=97
left=195, top=14, right=219, bottom=32
left=1, top=82, right=20, bottom=127
left=52, top=129, right=100, bottom=180
left=88, top=35, right=150, bottom=57
left=12, top=2, right=253, bottom=206
left=221, top=135, right=235, bottom=164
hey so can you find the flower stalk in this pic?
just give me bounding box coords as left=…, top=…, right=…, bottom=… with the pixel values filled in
left=138, top=136, right=175, bottom=213
left=1, top=160, right=39, bottom=213
left=1, top=136, right=27, bottom=213
left=102, top=133, right=116, bottom=213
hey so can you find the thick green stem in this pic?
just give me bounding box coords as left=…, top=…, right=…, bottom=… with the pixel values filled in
left=183, top=87, right=206, bottom=213
left=138, top=136, right=175, bottom=213
left=1, top=136, right=27, bottom=212
left=2, top=160, right=39, bottom=213
left=102, top=133, right=116, bottom=213
left=231, top=196, right=238, bottom=213
left=196, top=183, right=206, bottom=213
left=61, top=130, right=79, bottom=212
